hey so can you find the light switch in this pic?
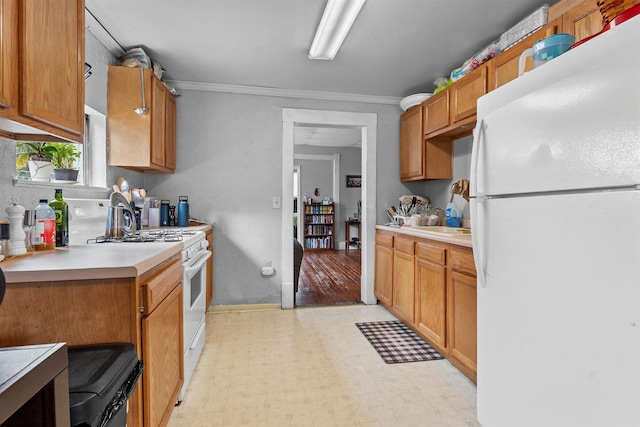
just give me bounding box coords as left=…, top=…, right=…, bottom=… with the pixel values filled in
left=272, top=196, right=281, bottom=209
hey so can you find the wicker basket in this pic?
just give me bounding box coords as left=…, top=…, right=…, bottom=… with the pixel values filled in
left=597, top=0, right=635, bottom=24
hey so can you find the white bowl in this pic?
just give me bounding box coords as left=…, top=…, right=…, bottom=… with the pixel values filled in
left=399, top=93, right=433, bottom=112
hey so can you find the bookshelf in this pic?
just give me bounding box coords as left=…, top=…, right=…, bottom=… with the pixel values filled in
left=303, top=202, right=334, bottom=250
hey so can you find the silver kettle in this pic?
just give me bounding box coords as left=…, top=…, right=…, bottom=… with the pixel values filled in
left=105, top=192, right=136, bottom=238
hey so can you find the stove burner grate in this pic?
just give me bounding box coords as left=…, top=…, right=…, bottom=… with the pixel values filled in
left=87, top=229, right=197, bottom=244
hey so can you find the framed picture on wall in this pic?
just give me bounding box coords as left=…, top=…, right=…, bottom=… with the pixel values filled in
left=346, top=175, right=361, bottom=188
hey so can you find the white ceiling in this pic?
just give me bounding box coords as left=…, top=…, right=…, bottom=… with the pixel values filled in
left=85, top=0, right=556, bottom=147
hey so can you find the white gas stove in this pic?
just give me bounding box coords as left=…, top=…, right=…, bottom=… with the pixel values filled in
left=67, top=198, right=210, bottom=402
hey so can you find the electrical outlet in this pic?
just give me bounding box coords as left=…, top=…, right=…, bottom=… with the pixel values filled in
left=272, top=196, right=281, bottom=209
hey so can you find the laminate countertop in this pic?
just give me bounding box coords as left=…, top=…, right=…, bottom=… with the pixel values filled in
left=376, top=225, right=472, bottom=248
left=0, top=225, right=211, bottom=283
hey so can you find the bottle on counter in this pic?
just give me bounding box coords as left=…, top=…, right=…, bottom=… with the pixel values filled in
left=49, top=189, right=68, bottom=247
left=445, top=202, right=461, bottom=228
left=0, top=222, right=10, bottom=258
left=160, top=200, right=170, bottom=226
left=177, top=196, right=189, bottom=227
left=33, top=199, right=56, bottom=251
left=169, top=205, right=176, bottom=227
left=23, top=209, right=35, bottom=253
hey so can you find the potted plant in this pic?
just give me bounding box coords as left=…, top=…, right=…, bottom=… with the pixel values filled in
left=48, top=142, right=81, bottom=182
left=16, top=142, right=81, bottom=182
left=15, top=142, right=57, bottom=182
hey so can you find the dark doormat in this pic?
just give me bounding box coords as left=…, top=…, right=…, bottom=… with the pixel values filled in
left=356, top=320, right=443, bottom=364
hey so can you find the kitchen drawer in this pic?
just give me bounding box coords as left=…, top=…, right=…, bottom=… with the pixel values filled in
left=394, top=236, right=415, bottom=255
left=416, top=241, right=446, bottom=265
left=140, top=257, right=182, bottom=315
left=375, top=230, right=394, bottom=248
left=450, top=246, right=476, bottom=277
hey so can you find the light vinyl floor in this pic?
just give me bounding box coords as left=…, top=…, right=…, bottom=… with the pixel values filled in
left=168, top=305, right=480, bottom=427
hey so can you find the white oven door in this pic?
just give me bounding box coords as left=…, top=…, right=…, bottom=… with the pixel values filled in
left=182, top=249, right=211, bottom=352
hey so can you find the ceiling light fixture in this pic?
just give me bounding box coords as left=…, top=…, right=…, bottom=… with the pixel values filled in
left=308, top=0, right=365, bottom=60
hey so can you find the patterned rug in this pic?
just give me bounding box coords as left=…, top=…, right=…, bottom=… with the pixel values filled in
left=356, top=320, right=443, bottom=364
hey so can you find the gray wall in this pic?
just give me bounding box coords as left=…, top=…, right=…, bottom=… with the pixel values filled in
left=142, top=91, right=407, bottom=305
left=422, top=135, right=473, bottom=221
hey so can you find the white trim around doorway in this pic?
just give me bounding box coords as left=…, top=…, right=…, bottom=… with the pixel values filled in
left=282, top=108, right=377, bottom=309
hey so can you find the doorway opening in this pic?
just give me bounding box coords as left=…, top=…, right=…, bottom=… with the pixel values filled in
left=281, top=108, right=377, bottom=309
left=294, top=151, right=361, bottom=307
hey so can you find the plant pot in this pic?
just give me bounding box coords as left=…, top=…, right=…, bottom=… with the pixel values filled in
left=53, top=168, right=79, bottom=182
left=27, top=159, right=54, bottom=182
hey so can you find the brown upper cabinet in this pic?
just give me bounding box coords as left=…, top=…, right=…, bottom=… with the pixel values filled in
left=549, top=0, right=640, bottom=40
left=423, top=90, right=449, bottom=136
left=450, top=64, right=489, bottom=125
left=0, top=0, right=85, bottom=143
left=423, top=63, right=489, bottom=140
left=399, top=104, right=424, bottom=181
left=398, top=0, right=635, bottom=182
left=399, top=101, right=453, bottom=182
left=492, top=19, right=561, bottom=90
left=108, top=66, right=177, bottom=173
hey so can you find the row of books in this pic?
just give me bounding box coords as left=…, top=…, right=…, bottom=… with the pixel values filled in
left=305, top=236, right=333, bottom=249
left=305, top=225, right=333, bottom=236
left=305, top=215, right=334, bottom=224
left=305, top=205, right=334, bottom=214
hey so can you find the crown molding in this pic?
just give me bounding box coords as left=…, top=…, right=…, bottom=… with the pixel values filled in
left=168, top=80, right=402, bottom=106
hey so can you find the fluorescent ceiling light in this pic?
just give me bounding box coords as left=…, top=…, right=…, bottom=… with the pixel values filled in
left=308, top=0, right=365, bottom=60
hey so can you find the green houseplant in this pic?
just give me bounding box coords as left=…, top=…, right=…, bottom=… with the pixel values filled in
left=48, top=142, right=81, bottom=182
left=16, top=142, right=57, bottom=182
left=16, top=142, right=81, bottom=182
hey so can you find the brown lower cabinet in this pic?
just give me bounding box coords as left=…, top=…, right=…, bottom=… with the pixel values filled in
left=392, top=236, right=416, bottom=324
left=374, top=229, right=477, bottom=382
left=0, top=254, right=184, bottom=427
left=415, top=242, right=447, bottom=350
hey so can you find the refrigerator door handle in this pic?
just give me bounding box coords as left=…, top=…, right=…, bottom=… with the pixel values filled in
left=470, top=196, right=487, bottom=288
left=471, top=118, right=487, bottom=286
left=470, top=119, right=485, bottom=198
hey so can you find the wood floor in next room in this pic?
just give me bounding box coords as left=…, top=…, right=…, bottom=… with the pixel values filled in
left=295, top=249, right=361, bottom=307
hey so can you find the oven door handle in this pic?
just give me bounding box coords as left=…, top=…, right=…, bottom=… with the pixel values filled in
left=183, top=250, right=212, bottom=280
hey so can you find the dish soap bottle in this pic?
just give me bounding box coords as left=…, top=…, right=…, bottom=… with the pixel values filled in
left=445, top=202, right=461, bottom=228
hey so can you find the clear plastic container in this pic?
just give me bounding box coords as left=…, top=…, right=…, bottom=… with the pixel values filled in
left=34, top=199, right=56, bottom=251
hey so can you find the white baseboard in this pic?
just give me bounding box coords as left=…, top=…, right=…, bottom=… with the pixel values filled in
left=208, top=303, right=281, bottom=313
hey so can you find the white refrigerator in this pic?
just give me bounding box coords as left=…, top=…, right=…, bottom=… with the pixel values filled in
left=470, top=14, right=640, bottom=427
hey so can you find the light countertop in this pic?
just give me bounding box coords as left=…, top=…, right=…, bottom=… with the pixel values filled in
left=1, top=225, right=211, bottom=284
left=376, top=224, right=472, bottom=248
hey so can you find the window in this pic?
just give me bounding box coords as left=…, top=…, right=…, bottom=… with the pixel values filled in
left=14, top=105, right=107, bottom=188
